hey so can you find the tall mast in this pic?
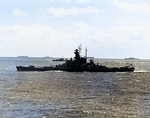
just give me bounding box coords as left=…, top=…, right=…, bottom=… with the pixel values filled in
left=78, top=44, right=82, bottom=55
left=85, top=47, right=87, bottom=63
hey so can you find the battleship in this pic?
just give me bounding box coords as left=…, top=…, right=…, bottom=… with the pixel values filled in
left=16, top=47, right=134, bottom=72
left=52, top=58, right=66, bottom=61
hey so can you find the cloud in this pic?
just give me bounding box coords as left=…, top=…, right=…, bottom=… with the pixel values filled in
left=119, top=20, right=130, bottom=25
left=12, top=9, right=28, bottom=16
left=71, top=23, right=150, bottom=57
left=113, top=0, right=150, bottom=13
left=46, top=6, right=98, bottom=17
left=0, top=25, right=58, bottom=56
left=60, top=0, right=72, bottom=2
left=98, top=26, right=150, bottom=53
left=75, top=0, right=90, bottom=3
left=1, top=23, right=150, bottom=58
left=60, top=0, right=90, bottom=3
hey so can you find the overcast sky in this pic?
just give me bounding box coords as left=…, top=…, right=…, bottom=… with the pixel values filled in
left=0, top=0, right=150, bottom=58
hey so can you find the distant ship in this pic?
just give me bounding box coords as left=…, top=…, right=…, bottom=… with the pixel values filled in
left=52, top=55, right=67, bottom=61
left=16, top=46, right=134, bottom=72
left=42, top=56, right=52, bottom=59
left=52, top=58, right=66, bottom=61
left=17, top=56, right=28, bottom=58
left=125, top=57, right=139, bottom=60
left=87, top=57, right=94, bottom=60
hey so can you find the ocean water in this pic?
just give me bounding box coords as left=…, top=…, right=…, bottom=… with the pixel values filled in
left=0, top=57, right=150, bottom=117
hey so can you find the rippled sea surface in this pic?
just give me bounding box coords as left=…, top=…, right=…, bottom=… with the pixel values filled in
left=0, top=57, right=150, bottom=118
